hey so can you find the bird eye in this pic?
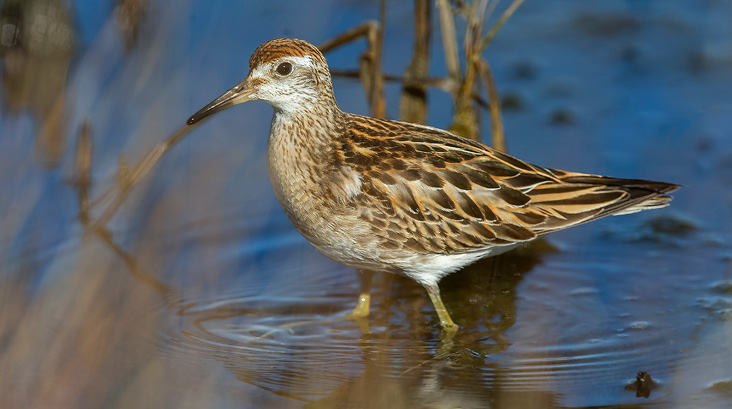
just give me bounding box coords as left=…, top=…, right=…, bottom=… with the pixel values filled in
left=276, top=62, right=292, bottom=76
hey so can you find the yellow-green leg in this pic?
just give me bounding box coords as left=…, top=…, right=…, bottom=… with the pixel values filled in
left=260, top=270, right=374, bottom=338
left=424, top=283, right=458, bottom=333
left=346, top=269, right=374, bottom=319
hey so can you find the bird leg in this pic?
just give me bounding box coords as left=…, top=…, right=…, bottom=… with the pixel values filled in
left=346, top=269, right=374, bottom=319
left=424, top=283, right=458, bottom=332
left=258, top=270, right=375, bottom=338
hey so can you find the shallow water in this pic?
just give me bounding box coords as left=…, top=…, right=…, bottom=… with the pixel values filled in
left=2, top=0, right=732, bottom=408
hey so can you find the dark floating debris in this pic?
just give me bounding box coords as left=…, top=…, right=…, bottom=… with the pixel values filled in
left=501, top=92, right=525, bottom=111
left=624, top=371, right=657, bottom=398
left=644, top=214, right=697, bottom=237
left=512, top=60, right=537, bottom=80
left=549, top=108, right=574, bottom=125
left=619, top=45, right=639, bottom=63
left=574, top=12, right=640, bottom=36
left=602, top=213, right=699, bottom=245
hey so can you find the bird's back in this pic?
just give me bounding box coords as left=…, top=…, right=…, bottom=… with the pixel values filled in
left=334, top=113, right=679, bottom=258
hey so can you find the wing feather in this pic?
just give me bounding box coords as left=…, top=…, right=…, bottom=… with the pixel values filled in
left=339, top=115, right=679, bottom=255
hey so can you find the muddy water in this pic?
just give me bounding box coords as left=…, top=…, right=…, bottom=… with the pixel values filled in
left=1, top=0, right=731, bottom=408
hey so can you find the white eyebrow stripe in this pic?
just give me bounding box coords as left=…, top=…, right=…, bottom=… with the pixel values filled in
left=262, top=55, right=314, bottom=69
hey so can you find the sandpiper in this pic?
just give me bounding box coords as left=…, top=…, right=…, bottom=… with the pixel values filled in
left=187, top=38, right=678, bottom=332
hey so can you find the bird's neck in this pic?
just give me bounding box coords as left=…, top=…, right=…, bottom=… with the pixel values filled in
left=269, top=97, right=344, bottom=152
left=267, top=100, right=345, bottom=197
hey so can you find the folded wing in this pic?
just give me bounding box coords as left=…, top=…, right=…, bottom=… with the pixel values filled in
left=338, top=115, right=679, bottom=255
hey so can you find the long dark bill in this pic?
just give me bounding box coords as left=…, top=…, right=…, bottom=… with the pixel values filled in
left=187, top=79, right=253, bottom=125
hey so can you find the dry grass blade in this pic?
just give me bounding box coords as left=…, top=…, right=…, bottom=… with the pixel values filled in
left=448, top=98, right=480, bottom=140
left=449, top=0, right=489, bottom=141
left=477, top=0, right=525, bottom=53
left=331, top=69, right=493, bottom=111
left=318, top=21, right=379, bottom=53
left=88, top=0, right=520, bottom=228
left=367, top=0, right=386, bottom=118
left=74, top=120, right=93, bottom=223
left=71, top=131, right=180, bottom=304
left=436, top=0, right=462, bottom=82
left=92, top=123, right=195, bottom=227
left=464, top=0, right=489, bottom=58
left=86, top=222, right=179, bottom=305
left=476, top=58, right=506, bottom=151
left=331, top=70, right=458, bottom=94
left=399, top=0, right=432, bottom=124
left=432, top=0, right=519, bottom=144
left=318, top=16, right=385, bottom=118
left=399, top=0, right=431, bottom=124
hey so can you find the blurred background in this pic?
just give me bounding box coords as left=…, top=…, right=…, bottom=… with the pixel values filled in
left=1, top=0, right=731, bottom=408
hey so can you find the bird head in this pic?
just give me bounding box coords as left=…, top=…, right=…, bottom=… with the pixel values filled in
left=187, top=38, right=333, bottom=125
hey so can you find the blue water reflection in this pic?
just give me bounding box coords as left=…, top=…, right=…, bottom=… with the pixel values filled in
left=1, top=0, right=732, bottom=408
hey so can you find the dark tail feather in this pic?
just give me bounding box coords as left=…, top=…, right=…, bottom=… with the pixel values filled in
left=560, top=175, right=680, bottom=217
